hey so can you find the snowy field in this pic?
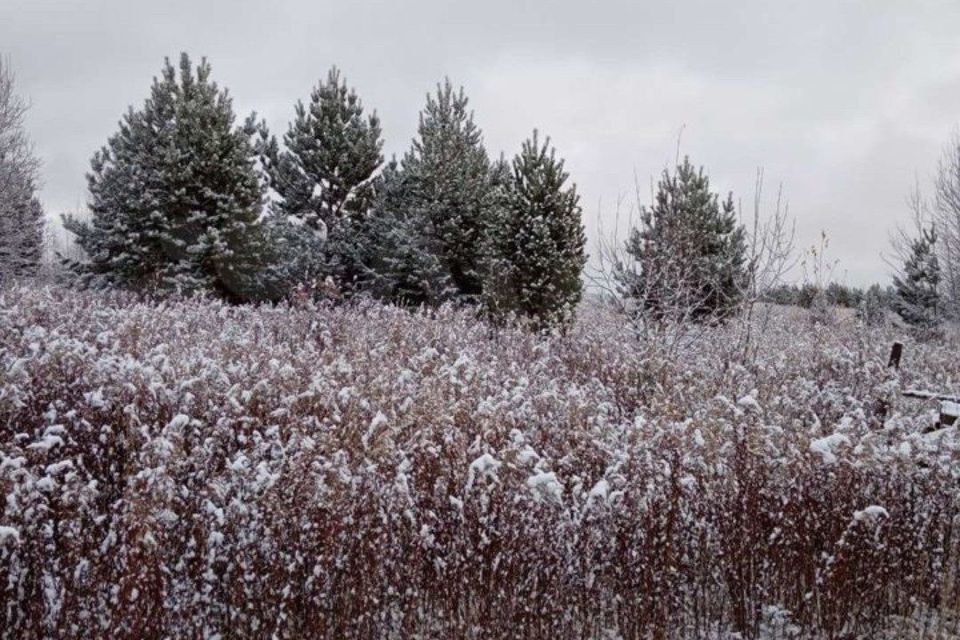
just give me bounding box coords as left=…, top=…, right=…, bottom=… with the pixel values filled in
left=1, top=286, right=959, bottom=639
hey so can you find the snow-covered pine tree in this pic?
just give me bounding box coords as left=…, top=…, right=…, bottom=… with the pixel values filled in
left=0, top=58, right=44, bottom=283
left=361, top=159, right=450, bottom=305
left=892, top=225, right=940, bottom=329
left=0, top=195, right=43, bottom=281
left=617, top=157, right=748, bottom=322
left=479, top=154, right=514, bottom=311
left=483, top=132, right=586, bottom=328
left=400, top=79, right=493, bottom=303
left=258, top=67, right=383, bottom=294
left=64, top=54, right=273, bottom=302
left=262, top=67, right=383, bottom=226
left=858, top=283, right=889, bottom=326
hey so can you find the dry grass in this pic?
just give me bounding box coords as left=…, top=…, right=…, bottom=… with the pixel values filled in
left=0, top=286, right=958, bottom=639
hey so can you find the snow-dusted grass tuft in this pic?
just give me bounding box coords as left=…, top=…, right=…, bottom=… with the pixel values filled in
left=0, top=286, right=958, bottom=639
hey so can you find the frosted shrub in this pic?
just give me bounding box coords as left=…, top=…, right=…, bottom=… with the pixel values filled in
left=0, top=286, right=958, bottom=639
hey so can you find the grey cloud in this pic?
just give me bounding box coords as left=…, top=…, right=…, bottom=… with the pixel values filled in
left=4, top=0, right=960, bottom=284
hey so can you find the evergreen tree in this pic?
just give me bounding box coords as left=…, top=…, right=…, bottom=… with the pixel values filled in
left=63, top=54, right=272, bottom=302
left=258, top=67, right=383, bottom=294
left=0, top=58, right=44, bottom=282
left=361, top=159, right=450, bottom=305
left=259, top=213, right=328, bottom=298
left=858, top=283, right=889, bottom=326
left=400, top=79, right=493, bottom=302
left=0, top=194, right=43, bottom=282
left=483, top=132, right=586, bottom=328
left=617, top=157, right=748, bottom=322
left=892, top=226, right=940, bottom=329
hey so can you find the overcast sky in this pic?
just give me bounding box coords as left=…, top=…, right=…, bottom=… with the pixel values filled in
left=5, top=0, right=960, bottom=285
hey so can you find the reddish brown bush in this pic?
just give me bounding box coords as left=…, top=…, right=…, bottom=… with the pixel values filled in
left=0, top=287, right=958, bottom=639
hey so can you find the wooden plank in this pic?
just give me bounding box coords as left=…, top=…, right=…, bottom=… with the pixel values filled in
left=903, top=389, right=960, bottom=403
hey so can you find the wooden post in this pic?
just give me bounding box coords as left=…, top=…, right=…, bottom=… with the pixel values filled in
left=888, top=342, right=903, bottom=369
left=877, top=342, right=904, bottom=428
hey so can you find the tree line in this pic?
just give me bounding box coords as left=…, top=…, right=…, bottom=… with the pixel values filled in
left=53, top=55, right=585, bottom=329
left=0, top=52, right=952, bottom=332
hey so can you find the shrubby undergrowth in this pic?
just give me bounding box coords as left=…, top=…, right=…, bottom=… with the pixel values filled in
left=1, top=286, right=959, bottom=639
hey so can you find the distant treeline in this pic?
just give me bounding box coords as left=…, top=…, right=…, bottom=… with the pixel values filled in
left=762, top=282, right=892, bottom=310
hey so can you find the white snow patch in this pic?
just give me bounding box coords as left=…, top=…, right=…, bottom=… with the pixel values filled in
left=526, top=471, right=563, bottom=502
left=84, top=388, right=106, bottom=409
left=362, top=411, right=389, bottom=447
left=466, top=453, right=501, bottom=491
left=515, top=445, right=540, bottom=465
left=368, top=411, right=388, bottom=431
left=585, top=479, right=610, bottom=509
left=854, top=505, right=889, bottom=522
left=227, top=454, right=249, bottom=472
left=167, top=414, right=190, bottom=429
left=737, top=392, right=761, bottom=413
left=0, top=526, right=20, bottom=544
left=27, top=435, right=64, bottom=452
left=810, top=433, right=851, bottom=464
left=45, top=460, right=74, bottom=476
left=692, top=429, right=706, bottom=447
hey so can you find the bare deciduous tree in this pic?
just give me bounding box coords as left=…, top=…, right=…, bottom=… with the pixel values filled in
left=0, top=57, right=44, bottom=282
left=735, top=168, right=796, bottom=359
left=932, top=133, right=960, bottom=318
